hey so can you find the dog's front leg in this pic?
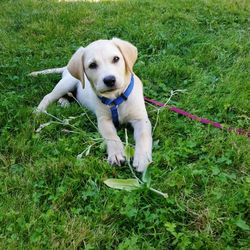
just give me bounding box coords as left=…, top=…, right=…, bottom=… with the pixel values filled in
left=98, top=118, right=125, bottom=166
left=131, top=119, right=152, bottom=172
left=36, top=74, right=77, bottom=112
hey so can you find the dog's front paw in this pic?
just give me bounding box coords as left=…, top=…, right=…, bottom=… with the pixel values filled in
left=133, top=152, right=152, bottom=172
left=34, top=102, right=49, bottom=114
left=107, top=141, right=125, bottom=166
left=108, top=152, right=125, bottom=166
left=33, top=107, right=45, bottom=114
left=58, top=97, right=70, bottom=108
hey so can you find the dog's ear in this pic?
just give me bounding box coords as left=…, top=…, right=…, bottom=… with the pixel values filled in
left=112, top=38, right=138, bottom=73
left=67, top=47, right=85, bottom=87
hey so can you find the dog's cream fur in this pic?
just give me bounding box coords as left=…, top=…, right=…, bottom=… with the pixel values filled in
left=33, top=38, right=152, bottom=172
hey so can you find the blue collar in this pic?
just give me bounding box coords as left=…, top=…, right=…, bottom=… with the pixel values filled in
left=98, top=74, right=134, bottom=127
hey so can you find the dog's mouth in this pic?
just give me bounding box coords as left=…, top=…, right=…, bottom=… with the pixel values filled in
left=100, top=87, right=118, bottom=94
left=98, top=86, right=124, bottom=98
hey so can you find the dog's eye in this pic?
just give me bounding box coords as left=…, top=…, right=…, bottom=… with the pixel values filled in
left=112, top=56, right=120, bottom=63
left=89, top=62, right=98, bottom=69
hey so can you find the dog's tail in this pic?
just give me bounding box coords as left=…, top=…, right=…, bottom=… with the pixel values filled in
left=28, top=67, right=66, bottom=76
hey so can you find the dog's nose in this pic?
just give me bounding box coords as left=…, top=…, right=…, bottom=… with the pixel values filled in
left=103, top=75, right=116, bottom=87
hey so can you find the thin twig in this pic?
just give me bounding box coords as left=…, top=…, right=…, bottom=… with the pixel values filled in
left=43, top=111, right=82, bottom=132
left=153, top=109, right=160, bottom=134
left=149, top=187, right=168, bottom=198
left=68, top=93, right=98, bottom=130
left=77, top=140, right=101, bottom=159
left=61, top=129, right=82, bottom=134
left=127, top=161, right=143, bottom=184
left=152, top=89, right=186, bottom=134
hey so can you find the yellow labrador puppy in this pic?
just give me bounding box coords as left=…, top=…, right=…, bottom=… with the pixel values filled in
left=32, top=38, right=152, bottom=172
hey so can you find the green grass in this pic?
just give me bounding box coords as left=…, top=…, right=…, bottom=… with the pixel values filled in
left=0, top=0, right=250, bottom=249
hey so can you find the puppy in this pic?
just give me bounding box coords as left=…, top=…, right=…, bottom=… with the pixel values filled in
left=32, top=38, right=152, bottom=172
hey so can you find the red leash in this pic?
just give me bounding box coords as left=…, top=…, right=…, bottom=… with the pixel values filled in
left=144, top=97, right=250, bottom=138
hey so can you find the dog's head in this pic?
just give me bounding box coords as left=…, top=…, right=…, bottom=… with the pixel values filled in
left=67, top=38, right=137, bottom=97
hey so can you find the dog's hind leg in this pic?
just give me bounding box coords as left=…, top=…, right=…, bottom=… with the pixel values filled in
left=36, top=74, right=78, bottom=112
left=58, top=97, right=70, bottom=108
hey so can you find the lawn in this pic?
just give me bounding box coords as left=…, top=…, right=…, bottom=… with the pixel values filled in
left=0, top=0, right=249, bottom=249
